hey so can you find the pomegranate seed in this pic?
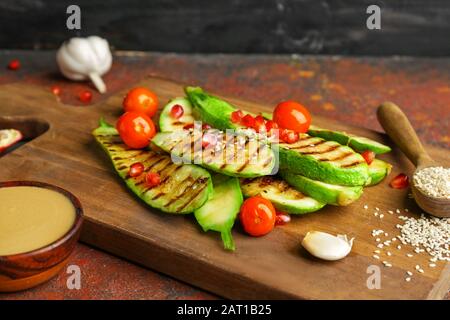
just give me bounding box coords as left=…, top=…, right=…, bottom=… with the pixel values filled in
left=253, top=115, right=266, bottom=132
left=202, top=132, right=218, bottom=148
left=145, top=172, right=161, bottom=187
left=183, top=123, right=194, bottom=130
left=231, top=110, right=244, bottom=123
left=202, top=123, right=212, bottom=130
left=129, top=162, right=144, bottom=178
left=79, top=90, right=92, bottom=103
left=51, top=85, right=61, bottom=96
left=170, top=104, right=184, bottom=119
left=361, top=150, right=375, bottom=165
left=7, top=59, right=20, bottom=70
left=390, top=173, right=409, bottom=189
left=265, top=120, right=278, bottom=132
left=275, top=212, right=291, bottom=225
left=241, top=114, right=255, bottom=128
left=280, top=129, right=299, bottom=143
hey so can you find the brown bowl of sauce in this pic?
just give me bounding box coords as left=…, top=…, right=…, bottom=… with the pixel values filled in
left=0, top=181, right=83, bottom=292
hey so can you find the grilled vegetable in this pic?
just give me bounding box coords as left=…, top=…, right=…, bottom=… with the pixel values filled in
left=308, top=125, right=391, bottom=154
left=278, top=136, right=369, bottom=186
left=159, top=97, right=196, bottom=132
left=367, top=159, right=392, bottom=186
left=280, top=171, right=363, bottom=206
left=151, top=130, right=275, bottom=178
left=194, top=175, right=243, bottom=251
left=240, top=176, right=325, bottom=214
left=185, top=86, right=250, bottom=130
left=186, top=86, right=369, bottom=186
left=93, top=120, right=212, bottom=213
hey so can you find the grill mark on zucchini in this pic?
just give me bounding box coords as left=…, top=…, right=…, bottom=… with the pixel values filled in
left=176, top=182, right=209, bottom=212
left=341, top=161, right=364, bottom=168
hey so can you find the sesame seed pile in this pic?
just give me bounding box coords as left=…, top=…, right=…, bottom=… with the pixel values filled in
left=365, top=204, right=450, bottom=282
left=396, top=214, right=450, bottom=262
left=413, top=166, right=450, bottom=199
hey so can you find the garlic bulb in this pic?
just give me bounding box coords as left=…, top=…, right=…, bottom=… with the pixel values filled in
left=302, top=231, right=354, bottom=261
left=56, top=36, right=112, bottom=93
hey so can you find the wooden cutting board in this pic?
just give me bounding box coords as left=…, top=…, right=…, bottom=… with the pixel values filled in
left=1, top=77, right=449, bottom=299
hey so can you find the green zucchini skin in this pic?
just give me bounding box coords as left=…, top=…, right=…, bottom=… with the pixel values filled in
left=159, top=97, right=195, bottom=132
left=93, top=120, right=212, bottom=214
left=240, top=176, right=326, bottom=214
left=186, top=86, right=370, bottom=186
left=194, top=174, right=243, bottom=251
left=367, top=159, right=392, bottom=186
left=308, top=125, right=392, bottom=155
left=280, top=171, right=363, bottom=206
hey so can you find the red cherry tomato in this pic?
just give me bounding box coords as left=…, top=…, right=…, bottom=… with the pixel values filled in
left=7, top=59, right=20, bottom=70
left=275, top=211, right=291, bottom=226
left=253, top=115, right=266, bottom=132
left=51, top=85, right=61, bottom=96
left=241, top=114, right=255, bottom=128
left=79, top=90, right=92, bottom=103
left=129, top=162, right=144, bottom=177
left=280, top=129, right=299, bottom=144
left=123, top=87, right=159, bottom=117
left=116, top=112, right=156, bottom=149
left=145, top=172, right=161, bottom=187
left=273, top=100, right=311, bottom=133
left=170, top=104, right=184, bottom=119
left=240, top=196, right=276, bottom=237
left=231, top=110, right=244, bottom=124
left=361, top=150, right=375, bottom=165
left=390, top=173, right=409, bottom=189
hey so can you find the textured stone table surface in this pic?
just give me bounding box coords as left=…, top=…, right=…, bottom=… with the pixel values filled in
left=0, top=51, right=448, bottom=300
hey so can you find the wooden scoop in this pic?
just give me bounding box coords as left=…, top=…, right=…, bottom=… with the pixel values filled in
left=377, top=102, right=450, bottom=218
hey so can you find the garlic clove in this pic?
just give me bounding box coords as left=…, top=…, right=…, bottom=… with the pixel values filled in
left=301, top=231, right=354, bottom=261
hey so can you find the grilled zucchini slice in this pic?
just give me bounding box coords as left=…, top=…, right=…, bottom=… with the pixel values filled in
left=159, top=97, right=196, bottom=132
left=240, top=176, right=326, bottom=214
left=151, top=130, right=275, bottom=178
left=367, top=159, right=392, bottom=186
left=308, top=125, right=391, bottom=155
left=185, top=86, right=370, bottom=186
left=278, top=136, right=369, bottom=186
left=280, top=171, right=363, bottom=206
left=93, top=121, right=212, bottom=214
left=195, top=174, right=243, bottom=251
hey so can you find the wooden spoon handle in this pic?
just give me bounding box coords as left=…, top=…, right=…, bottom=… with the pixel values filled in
left=377, top=102, right=432, bottom=167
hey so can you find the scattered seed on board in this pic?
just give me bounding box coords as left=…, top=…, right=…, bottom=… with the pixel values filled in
left=374, top=250, right=380, bottom=254
left=375, top=207, right=380, bottom=211
left=407, top=254, right=413, bottom=258
left=380, top=214, right=384, bottom=219
left=364, top=204, right=368, bottom=210
left=407, top=271, right=413, bottom=276
left=405, top=277, right=411, bottom=282
left=373, top=255, right=380, bottom=260
left=397, top=245, right=402, bottom=250
left=418, top=269, right=424, bottom=273
left=387, top=252, right=392, bottom=256
left=429, top=263, right=436, bottom=268
left=396, top=209, right=401, bottom=214
left=374, top=212, right=379, bottom=217
left=388, top=210, right=394, bottom=214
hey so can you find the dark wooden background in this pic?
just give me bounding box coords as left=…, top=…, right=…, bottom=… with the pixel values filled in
left=1, top=0, right=450, bottom=56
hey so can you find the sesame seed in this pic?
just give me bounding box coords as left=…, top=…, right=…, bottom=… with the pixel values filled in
left=387, top=252, right=392, bottom=256
left=429, top=263, right=436, bottom=268
left=396, top=209, right=401, bottom=214
left=376, top=238, right=381, bottom=242
left=418, top=269, right=424, bottom=273
left=375, top=207, right=380, bottom=211
left=374, top=250, right=381, bottom=254
left=405, top=277, right=411, bottom=282
left=373, top=255, right=380, bottom=260
left=415, top=265, right=421, bottom=270
left=407, top=254, right=413, bottom=258
left=380, top=214, right=384, bottom=219
left=397, top=245, right=402, bottom=250
left=388, top=210, right=394, bottom=214
left=374, top=212, right=378, bottom=217
left=407, top=271, right=413, bottom=276
left=377, top=244, right=384, bottom=249
left=364, top=204, right=368, bottom=210
left=413, top=166, right=450, bottom=199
